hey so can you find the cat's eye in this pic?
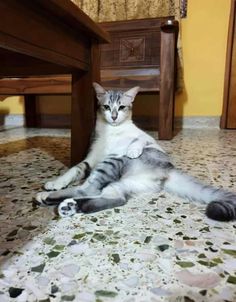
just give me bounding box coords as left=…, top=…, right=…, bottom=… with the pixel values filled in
left=118, top=105, right=126, bottom=111
left=103, top=105, right=110, bottom=111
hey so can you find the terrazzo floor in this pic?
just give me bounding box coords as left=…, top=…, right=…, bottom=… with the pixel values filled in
left=0, top=126, right=236, bottom=302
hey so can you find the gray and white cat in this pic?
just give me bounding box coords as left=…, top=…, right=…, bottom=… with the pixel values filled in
left=36, top=83, right=236, bottom=221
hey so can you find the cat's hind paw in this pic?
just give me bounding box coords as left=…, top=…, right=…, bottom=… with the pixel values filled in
left=126, top=145, right=143, bottom=159
left=58, top=199, right=78, bottom=217
left=44, top=180, right=67, bottom=191
left=35, top=191, right=50, bottom=206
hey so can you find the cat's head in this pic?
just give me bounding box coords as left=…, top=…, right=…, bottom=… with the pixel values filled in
left=93, top=82, right=140, bottom=126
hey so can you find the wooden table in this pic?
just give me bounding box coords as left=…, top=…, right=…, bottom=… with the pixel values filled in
left=0, top=0, right=110, bottom=165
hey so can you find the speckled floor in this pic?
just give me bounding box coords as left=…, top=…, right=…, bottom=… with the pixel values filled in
left=0, top=126, right=236, bottom=302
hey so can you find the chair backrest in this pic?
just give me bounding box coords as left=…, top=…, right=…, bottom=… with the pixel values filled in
left=99, top=16, right=175, bottom=91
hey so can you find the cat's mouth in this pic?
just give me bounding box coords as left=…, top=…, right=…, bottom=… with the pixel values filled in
left=110, top=120, right=118, bottom=126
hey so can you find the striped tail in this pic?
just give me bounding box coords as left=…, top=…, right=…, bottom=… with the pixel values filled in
left=206, top=197, right=236, bottom=221
left=164, top=169, right=236, bottom=221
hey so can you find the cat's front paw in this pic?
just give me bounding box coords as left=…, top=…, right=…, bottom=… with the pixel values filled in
left=44, top=180, right=66, bottom=191
left=126, top=146, right=143, bottom=159
left=35, top=191, right=50, bottom=206
left=58, top=199, right=78, bottom=217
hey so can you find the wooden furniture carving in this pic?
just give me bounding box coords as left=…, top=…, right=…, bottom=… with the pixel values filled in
left=0, top=0, right=109, bottom=165
left=0, top=15, right=178, bottom=140
left=100, top=18, right=179, bottom=139
left=221, top=0, right=236, bottom=129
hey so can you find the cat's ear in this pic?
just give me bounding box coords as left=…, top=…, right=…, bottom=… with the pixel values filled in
left=93, top=82, right=106, bottom=94
left=93, top=82, right=107, bottom=103
left=123, top=86, right=140, bottom=105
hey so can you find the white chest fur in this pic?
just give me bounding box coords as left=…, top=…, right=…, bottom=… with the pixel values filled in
left=88, top=115, right=163, bottom=166
left=95, top=119, right=137, bottom=157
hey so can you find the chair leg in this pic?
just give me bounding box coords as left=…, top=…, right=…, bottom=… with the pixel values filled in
left=159, top=88, right=174, bottom=140
left=24, top=94, right=38, bottom=127
left=159, top=21, right=178, bottom=140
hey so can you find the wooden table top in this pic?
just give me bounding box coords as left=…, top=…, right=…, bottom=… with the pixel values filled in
left=0, top=0, right=110, bottom=77
left=32, top=0, right=110, bottom=43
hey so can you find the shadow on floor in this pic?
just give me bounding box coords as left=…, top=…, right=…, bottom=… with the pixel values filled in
left=0, top=136, right=70, bottom=267
left=0, top=136, right=70, bottom=166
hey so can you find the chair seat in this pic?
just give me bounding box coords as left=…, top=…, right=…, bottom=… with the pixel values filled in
left=101, top=68, right=160, bottom=92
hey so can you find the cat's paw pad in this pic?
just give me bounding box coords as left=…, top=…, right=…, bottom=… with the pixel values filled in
left=44, top=180, right=66, bottom=191
left=58, top=199, right=78, bottom=217
left=35, top=192, right=50, bottom=206
left=126, top=146, right=143, bottom=159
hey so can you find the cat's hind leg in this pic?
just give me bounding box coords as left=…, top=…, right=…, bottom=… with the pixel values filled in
left=37, top=155, right=127, bottom=208
left=35, top=187, right=84, bottom=206
left=44, top=162, right=90, bottom=191
left=58, top=156, right=131, bottom=216
left=58, top=184, right=126, bottom=217
left=58, top=171, right=160, bottom=216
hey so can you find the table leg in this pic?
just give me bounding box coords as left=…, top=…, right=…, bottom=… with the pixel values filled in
left=71, top=42, right=100, bottom=166
left=24, top=94, right=38, bottom=127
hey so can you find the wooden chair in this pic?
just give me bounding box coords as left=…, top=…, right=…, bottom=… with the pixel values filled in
left=99, top=17, right=179, bottom=139
left=0, top=17, right=178, bottom=140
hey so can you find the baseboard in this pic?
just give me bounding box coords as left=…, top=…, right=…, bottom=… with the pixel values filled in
left=0, top=114, right=220, bottom=130
left=0, top=114, right=71, bottom=128
left=0, top=114, right=24, bottom=127
left=174, top=116, right=220, bottom=129
left=134, top=116, right=220, bottom=130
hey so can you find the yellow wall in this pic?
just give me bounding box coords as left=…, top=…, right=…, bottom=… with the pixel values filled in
left=176, top=0, right=231, bottom=116
left=0, top=95, right=71, bottom=115
left=0, top=96, right=24, bottom=114
left=0, top=0, right=231, bottom=117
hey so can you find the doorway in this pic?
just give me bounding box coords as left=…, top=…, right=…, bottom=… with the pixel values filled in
left=221, top=0, right=236, bottom=128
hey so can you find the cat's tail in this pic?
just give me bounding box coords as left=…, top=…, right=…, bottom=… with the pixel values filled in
left=164, top=169, right=236, bottom=221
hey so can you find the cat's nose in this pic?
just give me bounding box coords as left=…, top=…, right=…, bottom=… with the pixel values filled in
left=111, top=110, right=118, bottom=121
